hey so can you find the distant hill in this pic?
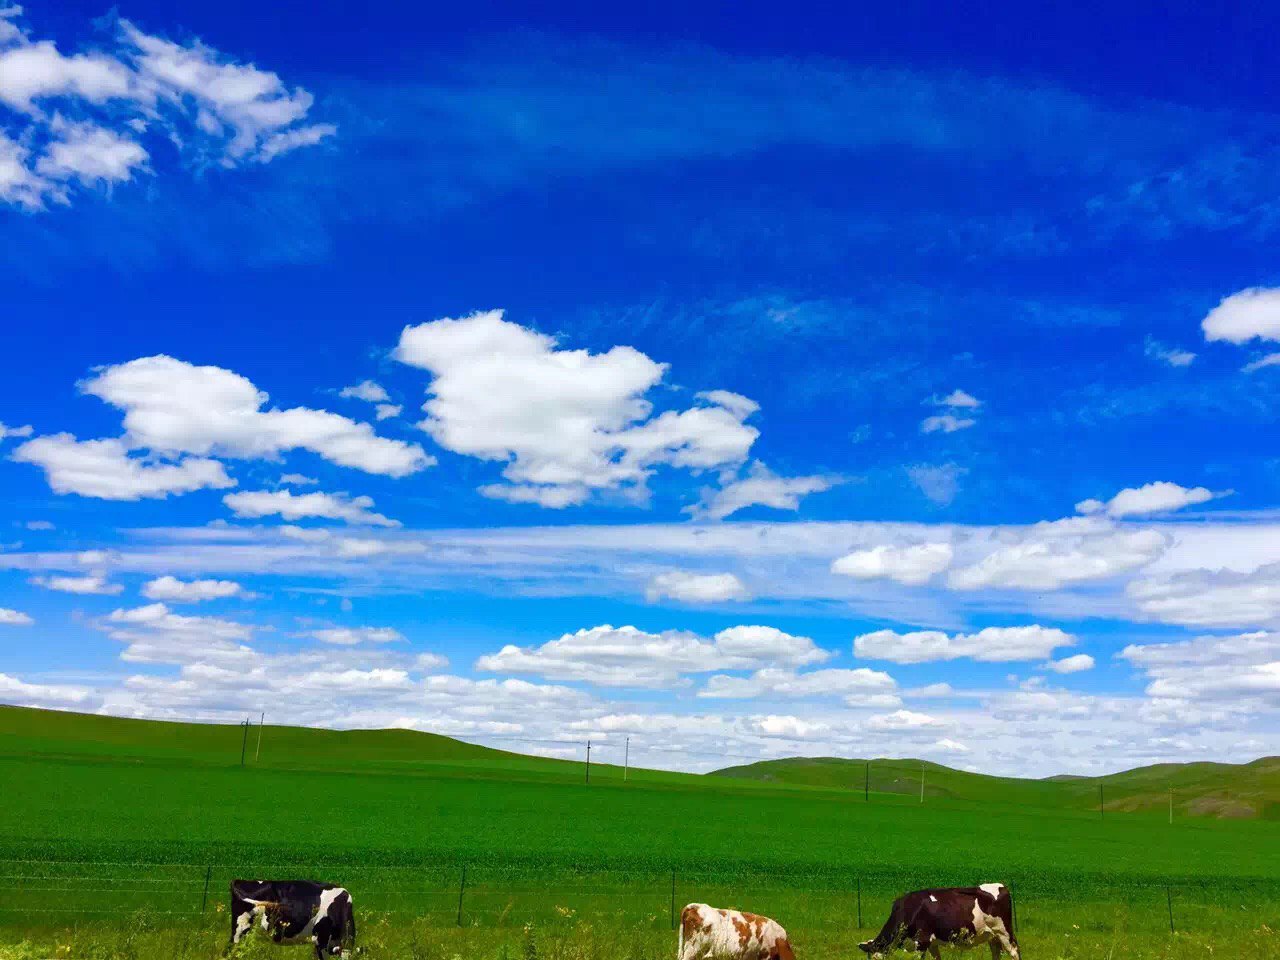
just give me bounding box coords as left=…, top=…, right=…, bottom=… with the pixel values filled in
left=710, top=755, right=1280, bottom=820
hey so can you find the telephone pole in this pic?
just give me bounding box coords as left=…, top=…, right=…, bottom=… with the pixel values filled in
left=624, top=737, right=630, bottom=782
left=255, top=712, right=264, bottom=762
left=585, top=739, right=591, bottom=783
left=239, top=717, right=249, bottom=767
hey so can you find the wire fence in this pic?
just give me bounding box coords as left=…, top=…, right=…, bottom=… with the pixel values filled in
left=2, top=859, right=1278, bottom=935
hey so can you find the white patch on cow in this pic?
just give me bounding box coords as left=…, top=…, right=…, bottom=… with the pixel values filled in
left=929, top=895, right=937, bottom=902
left=233, top=909, right=254, bottom=942
left=979, top=884, right=1004, bottom=900
left=970, top=897, right=1017, bottom=960
left=679, top=903, right=789, bottom=960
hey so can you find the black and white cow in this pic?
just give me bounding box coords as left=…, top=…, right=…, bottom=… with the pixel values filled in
left=230, top=880, right=356, bottom=958
left=859, top=884, right=1019, bottom=960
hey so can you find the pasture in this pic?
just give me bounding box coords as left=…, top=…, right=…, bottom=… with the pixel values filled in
left=1, top=707, right=1277, bottom=960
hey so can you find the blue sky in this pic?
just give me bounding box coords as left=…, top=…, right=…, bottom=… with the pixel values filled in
left=2, top=0, right=1280, bottom=775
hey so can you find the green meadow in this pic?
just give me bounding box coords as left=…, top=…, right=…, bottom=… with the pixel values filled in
left=1, top=706, right=1277, bottom=960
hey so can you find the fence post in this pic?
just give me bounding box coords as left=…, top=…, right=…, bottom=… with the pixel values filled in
left=670, top=869, right=677, bottom=930
left=1166, top=886, right=1174, bottom=934
left=457, top=865, right=467, bottom=927
left=856, top=877, right=862, bottom=929
left=1010, top=885, right=1018, bottom=934
left=200, top=865, right=212, bottom=913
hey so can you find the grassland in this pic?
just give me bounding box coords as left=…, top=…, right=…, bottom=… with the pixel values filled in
left=1, top=706, right=1278, bottom=960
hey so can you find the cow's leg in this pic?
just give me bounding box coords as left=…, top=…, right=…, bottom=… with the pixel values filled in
left=927, top=942, right=942, bottom=960
left=990, top=941, right=1002, bottom=960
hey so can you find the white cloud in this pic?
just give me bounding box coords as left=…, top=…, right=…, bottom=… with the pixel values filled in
left=867, top=709, right=938, bottom=730
left=907, top=463, right=966, bottom=506
left=936, top=389, right=981, bottom=409
left=478, top=483, right=589, bottom=509
left=1242, top=353, right=1280, bottom=374
left=1144, top=337, right=1195, bottom=367
left=83, top=355, right=431, bottom=477
left=256, top=122, right=335, bottom=162
left=339, top=380, right=391, bottom=403
left=0, top=672, right=96, bottom=708
left=645, top=570, right=750, bottom=604
left=1121, top=630, right=1280, bottom=703
left=394, top=309, right=758, bottom=505
left=374, top=404, right=401, bottom=421
left=25, top=520, right=54, bottom=530
left=0, top=607, right=34, bottom=625
left=306, top=626, right=405, bottom=646
left=142, top=575, right=242, bottom=602
left=223, top=489, right=398, bottom=527
left=476, top=623, right=829, bottom=688
left=832, top=542, right=953, bottom=586
left=688, top=461, right=839, bottom=520
left=1201, top=287, right=1280, bottom=344
left=921, top=413, right=975, bottom=434
left=0, top=421, right=34, bottom=440
left=947, top=518, right=1166, bottom=590
left=11, top=434, right=235, bottom=500
left=854, top=625, right=1075, bottom=663
left=35, top=117, right=148, bottom=186
left=0, top=11, right=331, bottom=210
left=933, top=737, right=969, bottom=753
left=31, top=573, right=122, bottom=595
left=695, top=390, right=759, bottom=419
left=1076, top=481, right=1226, bottom=518
left=1127, top=563, right=1280, bottom=627
left=698, top=666, right=897, bottom=702
left=1044, top=653, right=1095, bottom=674
left=279, top=473, right=317, bottom=486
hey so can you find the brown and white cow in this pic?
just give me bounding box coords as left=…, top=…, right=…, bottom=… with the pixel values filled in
left=858, top=884, right=1019, bottom=960
left=230, top=880, right=356, bottom=958
left=679, top=903, right=796, bottom=960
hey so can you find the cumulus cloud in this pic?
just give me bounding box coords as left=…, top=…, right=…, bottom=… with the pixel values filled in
left=394, top=309, right=758, bottom=507
left=0, top=672, right=95, bottom=708
left=854, top=625, right=1075, bottom=663
left=223, top=489, right=398, bottom=527
left=11, top=434, right=235, bottom=500
left=1242, top=353, right=1280, bottom=374
left=1201, top=287, right=1280, bottom=344
left=1075, top=481, right=1226, bottom=518
left=83, top=356, right=430, bottom=477
left=339, top=380, right=391, bottom=403
left=0, top=608, right=34, bottom=625
left=921, top=413, right=975, bottom=434
left=832, top=543, right=953, bottom=586
left=907, top=463, right=967, bottom=506
left=867, top=709, right=938, bottom=730
left=698, top=666, right=898, bottom=704
left=689, top=461, right=839, bottom=520
left=1044, top=653, right=1095, bottom=674
left=0, top=10, right=332, bottom=210
left=1127, top=563, right=1280, bottom=627
left=947, top=518, right=1166, bottom=590
left=936, top=389, right=981, bottom=409
left=1144, top=337, right=1195, bottom=367
left=30, top=572, right=122, bottom=595
left=142, top=576, right=242, bottom=602
left=279, top=473, right=318, bottom=486
left=0, top=421, right=34, bottom=440
left=476, top=623, right=829, bottom=688
left=305, top=626, right=406, bottom=646
left=646, top=570, right=750, bottom=604
left=1121, top=630, right=1280, bottom=703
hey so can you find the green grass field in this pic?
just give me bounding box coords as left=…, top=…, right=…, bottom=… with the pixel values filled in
left=1, top=706, right=1278, bottom=960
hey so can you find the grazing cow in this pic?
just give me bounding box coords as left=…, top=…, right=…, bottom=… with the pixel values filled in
left=230, top=880, right=356, bottom=958
left=858, top=884, right=1019, bottom=960
left=679, top=903, right=796, bottom=960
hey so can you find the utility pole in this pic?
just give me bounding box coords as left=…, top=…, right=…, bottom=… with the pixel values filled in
left=919, top=761, right=925, bottom=803
left=255, top=712, right=264, bottom=762
left=585, top=739, right=591, bottom=784
left=239, top=717, right=249, bottom=767
left=864, top=760, right=869, bottom=801
left=624, top=737, right=630, bottom=782
left=1099, top=782, right=1105, bottom=819
left=1168, top=787, right=1173, bottom=825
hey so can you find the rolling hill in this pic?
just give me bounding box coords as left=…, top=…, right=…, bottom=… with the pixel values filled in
left=710, top=754, right=1280, bottom=819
